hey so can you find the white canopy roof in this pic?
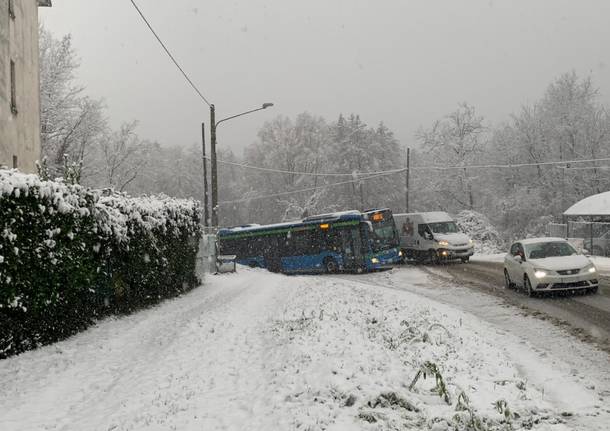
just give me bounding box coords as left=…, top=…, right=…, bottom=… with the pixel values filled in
left=564, top=191, right=610, bottom=217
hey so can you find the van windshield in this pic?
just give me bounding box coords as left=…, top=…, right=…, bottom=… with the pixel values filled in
left=428, top=222, right=459, bottom=234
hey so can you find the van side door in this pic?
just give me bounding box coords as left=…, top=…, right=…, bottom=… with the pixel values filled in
left=417, top=223, right=434, bottom=250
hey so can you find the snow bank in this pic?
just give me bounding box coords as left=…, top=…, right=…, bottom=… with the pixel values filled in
left=2, top=267, right=607, bottom=430
left=255, top=271, right=604, bottom=429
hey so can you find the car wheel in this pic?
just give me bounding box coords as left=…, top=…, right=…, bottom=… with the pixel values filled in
left=590, top=286, right=599, bottom=294
left=428, top=250, right=439, bottom=265
left=461, top=256, right=470, bottom=263
left=524, top=275, right=535, bottom=297
left=324, top=258, right=338, bottom=274
left=504, top=269, right=513, bottom=289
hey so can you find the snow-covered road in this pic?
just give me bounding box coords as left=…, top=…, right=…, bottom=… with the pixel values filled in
left=1, top=267, right=609, bottom=430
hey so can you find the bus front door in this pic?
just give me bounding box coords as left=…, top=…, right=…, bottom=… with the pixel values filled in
left=341, top=227, right=365, bottom=271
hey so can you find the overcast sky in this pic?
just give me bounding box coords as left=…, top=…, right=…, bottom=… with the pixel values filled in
left=41, top=0, right=610, bottom=153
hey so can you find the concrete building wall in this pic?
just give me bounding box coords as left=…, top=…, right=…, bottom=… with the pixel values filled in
left=0, top=0, right=44, bottom=173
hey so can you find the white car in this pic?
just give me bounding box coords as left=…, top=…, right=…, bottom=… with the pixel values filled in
left=503, top=237, right=599, bottom=297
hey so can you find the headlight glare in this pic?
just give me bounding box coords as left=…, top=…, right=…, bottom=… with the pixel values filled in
left=371, top=257, right=380, bottom=264
left=587, top=265, right=596, bottom=273
left=534, top=270, right=547, bottom=279
left=438, top=240, right=449, bottom=246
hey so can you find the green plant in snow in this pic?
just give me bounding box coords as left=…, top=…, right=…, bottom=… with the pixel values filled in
left=495, top=399, right=514, bottom=424
left=453, top=391, right=488, bottom=431
left=408, top=361, right=451, bottom=404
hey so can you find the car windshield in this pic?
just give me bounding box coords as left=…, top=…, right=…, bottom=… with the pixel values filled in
left=428, top=222, right=460, bottom=234
left=525, top=241, right=577, bottom=259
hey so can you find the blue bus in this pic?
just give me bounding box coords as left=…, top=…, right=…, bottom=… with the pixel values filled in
left=217, top=208, right=401, bottom=273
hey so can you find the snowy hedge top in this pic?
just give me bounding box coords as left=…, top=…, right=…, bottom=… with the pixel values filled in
left=0, top=169, right=201, bottom=242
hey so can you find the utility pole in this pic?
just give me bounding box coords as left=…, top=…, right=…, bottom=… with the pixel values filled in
left=210, top=104, right=218, bottom=228
left=201, top=122, right=209, bottom=228
left=405, top=147, right=410, bottom=213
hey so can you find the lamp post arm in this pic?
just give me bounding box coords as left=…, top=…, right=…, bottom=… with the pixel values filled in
left=215, top=106, right=267, bottom=128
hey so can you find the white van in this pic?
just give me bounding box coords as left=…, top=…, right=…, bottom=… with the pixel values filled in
left=393, top=212, right=474, bottom=263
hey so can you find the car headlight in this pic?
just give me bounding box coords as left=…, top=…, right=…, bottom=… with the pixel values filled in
left=398, top=250, right=403, bottom=257
left=469, top=239, right=474, bottom=245
left=371, top=257, right=380, bottom=264
left=584, top=264, right=596, bottom=274
left=534, top=269, right=547, bottom=279
left=437, top=240, right=449, bottom=246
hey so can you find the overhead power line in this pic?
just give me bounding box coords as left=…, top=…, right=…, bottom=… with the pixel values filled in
left=203, top=155, right=406, bottom=177
left=219, top=171, right=398, bottom=205
left=555, top=165, right=610, bottom=170
left=129, top=0, right=212, bottom=107
left=217, top=156, right=610, bottom=206
left=410, top=157, right=610, bottom=171
left=209, top=155, right=610, bottom=178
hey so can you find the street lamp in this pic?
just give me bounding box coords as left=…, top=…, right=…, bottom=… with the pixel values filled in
left=210, top=103, right=274, bottom=227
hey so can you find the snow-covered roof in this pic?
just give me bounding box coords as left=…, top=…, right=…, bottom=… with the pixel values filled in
left=394, top=211, right=453, bottom=223
left=219, top=211, right=363, bottom=236
left=303, top=210, right=361, bottom=221
left=564, top=191, right=610, bottom=217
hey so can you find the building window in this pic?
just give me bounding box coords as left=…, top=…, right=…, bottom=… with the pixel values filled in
left=10, top=59, right=17, bottom=115
left=12, top=156, right=18, bottom=169
left=9, top=0, right=15, bottom=19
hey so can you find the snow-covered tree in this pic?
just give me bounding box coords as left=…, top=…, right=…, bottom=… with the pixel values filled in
left=39, top=25, right=107, bottom=178
left=416, top=103, right=487, bottom=211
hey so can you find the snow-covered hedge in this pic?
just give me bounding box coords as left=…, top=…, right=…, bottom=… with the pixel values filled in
left=455, top=210, right=505, bottom=254
left=0, top=169, right=201, bottom=358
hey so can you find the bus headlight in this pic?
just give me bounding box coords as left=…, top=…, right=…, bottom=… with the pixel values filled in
left=371, top=257, right=380, bottom=264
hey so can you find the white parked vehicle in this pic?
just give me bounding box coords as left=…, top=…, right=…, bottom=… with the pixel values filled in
left=393, top=212, right=474, bottom=263
left=503, top=237, right=599, bottom=297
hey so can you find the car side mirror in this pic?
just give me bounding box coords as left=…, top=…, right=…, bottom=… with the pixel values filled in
left=424, top=232, right=433, bottom=240
left=514, top=254, right=522, bottom=263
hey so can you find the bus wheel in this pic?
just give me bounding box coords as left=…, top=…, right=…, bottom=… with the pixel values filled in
left=324, top=258, right=338, bottom=273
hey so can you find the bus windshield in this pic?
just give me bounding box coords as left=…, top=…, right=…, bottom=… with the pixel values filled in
left=369, top=215, right=399, bottom=252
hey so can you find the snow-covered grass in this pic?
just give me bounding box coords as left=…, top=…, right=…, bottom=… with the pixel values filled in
left=2, top=266, right=608, bottom=430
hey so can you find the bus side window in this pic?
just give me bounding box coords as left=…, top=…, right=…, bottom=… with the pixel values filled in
left=309, top=230, right=322, bottom=254
left=287, top=231, right=306, bottom=256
